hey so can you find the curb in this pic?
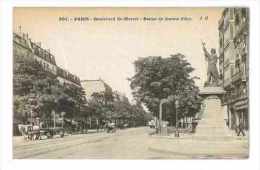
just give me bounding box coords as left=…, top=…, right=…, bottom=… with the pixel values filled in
left=148, top=147, right=249, bottom=159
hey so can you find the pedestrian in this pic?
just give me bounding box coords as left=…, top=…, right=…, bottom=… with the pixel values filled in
left=237, top=119, right=245, bottom=136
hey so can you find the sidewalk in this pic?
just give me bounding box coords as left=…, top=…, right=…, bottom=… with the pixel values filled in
left=148, top=132, right=249, bottom=159
left=13, top=127, right=142, bottom=143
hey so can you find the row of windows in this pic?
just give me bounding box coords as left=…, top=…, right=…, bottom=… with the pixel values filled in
left=35, top=59, right=80, bottom=86
left=57, top=67, right=80, bottom=85
left=229, top=8, right=247, bottom=21
left=14, top=33, right=30, bottom=50
left=13, top=33, right=56, bottom=66
left=219, top=8, right=248, bottom=48
left=31, top=43, right=56, bottom=65
left=58, top=77, right=81, bottom=88
left=36, top=58, right=57, bottom=74
left=14, top=32, right=81, bottom=86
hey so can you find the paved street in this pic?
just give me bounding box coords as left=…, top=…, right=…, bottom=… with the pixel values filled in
left=13, top=127, right=248, bottom=159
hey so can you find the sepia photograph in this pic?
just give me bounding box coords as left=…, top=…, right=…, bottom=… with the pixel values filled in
left=12, top=7, right=249, bottom=159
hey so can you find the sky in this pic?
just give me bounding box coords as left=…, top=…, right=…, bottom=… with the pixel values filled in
left=14, top=7, right=223, bottom=102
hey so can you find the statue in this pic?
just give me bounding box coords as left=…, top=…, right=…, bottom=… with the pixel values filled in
left=201, top=41, right=219, bottom=86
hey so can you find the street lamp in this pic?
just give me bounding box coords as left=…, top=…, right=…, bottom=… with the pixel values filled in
left=30, top=110, right=33, bottom=125
left=159, top=98, right=168, bottom=135
left=28, top=95, right=37, bottom=125
left=175, top=97, right=180, bottom=137
left=158, top=95, right=174, bottom=135
left=61, top=112, right=66, bottom=128
left=52, top=110, right=56, bottom=128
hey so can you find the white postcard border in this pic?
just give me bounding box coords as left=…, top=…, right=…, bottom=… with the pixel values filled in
left=0, top=1, right=260, bottom=170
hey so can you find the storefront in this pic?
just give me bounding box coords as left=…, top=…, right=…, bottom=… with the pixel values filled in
left=234, top=98, right=249, bottom=131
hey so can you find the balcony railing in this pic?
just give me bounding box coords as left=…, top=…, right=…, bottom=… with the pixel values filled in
left=232, top=70, right=247, bottom=83
left=234, top=20, right=248, bottom=40
left=226, top=91, right=247, bottom=104
left=232, top=71, right=242, bottom=82
left=223, top=78, right=232, bottom=88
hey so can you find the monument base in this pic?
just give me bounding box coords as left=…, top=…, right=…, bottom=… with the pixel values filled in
left=195, top=86, right=231, bottom=138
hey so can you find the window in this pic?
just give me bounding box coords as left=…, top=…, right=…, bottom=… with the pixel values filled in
left=235, top=13, right=240, bottom=26
left=241, top=9, right=247, bottom=19
left=219, top=38, right=223, bottom=48
left=235, top=58, right=241, bottom=73
left=230, top=8, right=234, bottom=19
left=35, top=48, right=39, bottom=55
left=230, top=24, right=234, bottom=39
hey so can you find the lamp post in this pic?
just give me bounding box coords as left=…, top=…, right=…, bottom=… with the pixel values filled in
left=61, top=112, right=66, bottom=128
left=175, top=96, right=180, bottom=137
left=30, top=110, right=33, bottom=126
left=159, top=98, right=168, bottom=135
left=28, top=94, right=37, bottom=125
left=52, top=110, right=56, bottom=128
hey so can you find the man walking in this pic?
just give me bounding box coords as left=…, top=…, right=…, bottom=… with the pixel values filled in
left=237, top=119, right=246, bottom=136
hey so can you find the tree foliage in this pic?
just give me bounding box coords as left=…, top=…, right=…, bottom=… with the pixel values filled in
left=13, top=54, right=86, bottom=124
left=129, top=54, right=201, bottom=124
left=85, top=91, right=152, bottom=126
left=13, top=52, right=151, bottom=128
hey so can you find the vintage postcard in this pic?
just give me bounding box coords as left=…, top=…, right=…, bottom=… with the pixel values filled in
left=13, top=7, right=249, bottom=159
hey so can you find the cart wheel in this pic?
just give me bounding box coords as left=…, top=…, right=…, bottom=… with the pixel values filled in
left=29, top=134, right=33, bottom=140
left=59, top=131, right=64, bottom=138
left=46, top=132, right=51, bottom=138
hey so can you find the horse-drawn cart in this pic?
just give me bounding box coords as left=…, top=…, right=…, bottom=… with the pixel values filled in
left=18, top=124, right=65, bottom=140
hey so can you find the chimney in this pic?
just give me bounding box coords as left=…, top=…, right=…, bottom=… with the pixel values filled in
left=28, top=38, right=33, bottom=51
left=25, top=33, right=29, bottom=43
left=18, top=25, right=22, bottom=34
left=37, top=42, right=41, bottom=47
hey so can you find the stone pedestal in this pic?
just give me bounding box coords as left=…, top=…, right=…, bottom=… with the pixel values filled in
left=195, top=86, right=231, bottom=138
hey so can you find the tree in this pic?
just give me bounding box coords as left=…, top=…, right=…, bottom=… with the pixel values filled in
left=85, top=90, right=150, bottom=128
left=129, top=54, right=201, bottom=126
left=60, top=84, right=86, bottom=120
left=13, top=55, right=49, bottom=96
left=110, top=92, right=151, bottom=127
left=13, top=53, right=87, bottom=126
left=13, top=54, right=59, bottom=123
left=130, top=102, right=151, bottom=127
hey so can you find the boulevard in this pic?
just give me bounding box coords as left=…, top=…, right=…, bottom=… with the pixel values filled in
left=13, top=127, right=248, bottom=159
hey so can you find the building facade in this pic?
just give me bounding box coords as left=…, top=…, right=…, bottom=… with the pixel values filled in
left=218, top=8, right=249, bottom=133
left=13, top=31, right=81, bottom=88
left=81, top=79, right=113, bottom=101
left=57, top=66, right=81, bottom=88
left=14, top=32, right=57, bottom=75
left=13, top=30, right=82, bottom=132
left=81, top=79, right=113, bottom=128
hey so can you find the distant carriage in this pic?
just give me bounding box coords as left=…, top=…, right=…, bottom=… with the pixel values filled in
left=106, top=122, right=116, bottom=133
